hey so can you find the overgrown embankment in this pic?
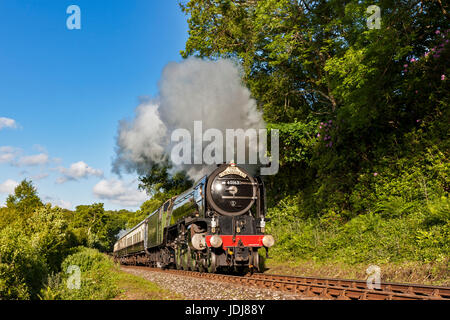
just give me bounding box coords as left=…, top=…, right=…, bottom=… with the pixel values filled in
left=39, top=247, right=182, bottom=300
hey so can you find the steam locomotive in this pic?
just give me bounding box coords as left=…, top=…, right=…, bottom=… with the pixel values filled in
left=113, top=162, right=274, bottom=273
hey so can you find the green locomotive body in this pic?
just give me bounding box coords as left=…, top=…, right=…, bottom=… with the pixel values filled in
left=113, top=163, right=274, bottom=272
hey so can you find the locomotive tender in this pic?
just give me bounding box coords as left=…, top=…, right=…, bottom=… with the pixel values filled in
left=113, top=162, right=274, bottom=272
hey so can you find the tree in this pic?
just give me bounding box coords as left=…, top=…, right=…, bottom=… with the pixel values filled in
left=27, top=205, right=74, bottom=272
left=138, top=161, right=193, bottom=199
left=6, top=179, right=43, bottom=218
left=0, top=224, right=47, bottom=299
left=180, top=0, right=450, bottom=216
left=69, top=204, right=109, bottom=251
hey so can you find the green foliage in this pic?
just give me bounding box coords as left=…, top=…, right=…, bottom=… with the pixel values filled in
left=68, top=204, right=132, bottom=252
left=0, top=207, right=17, bottom=230
left=6, top=179, right=43, bottom=219
left=27, top=205, right=74, bottom=272
left=138, top=161, right=193, bottom=199
left=0, top=182, right=134, bottom=299
left=39, top=247, right=119, bottom=300
left=181, top=0, right=449, bottom=219
left=268, top=195, right=449, bottom=265
left=1, top=0, right=449, bottom=299
left=0, top=224, right=48, bottom=299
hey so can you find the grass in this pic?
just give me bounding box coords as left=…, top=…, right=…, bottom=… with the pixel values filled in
left=39, top=248, right=183, bottom=300
left=263, top=258, right=450, bottom=286
left=113, top=268, right=183, bottom=300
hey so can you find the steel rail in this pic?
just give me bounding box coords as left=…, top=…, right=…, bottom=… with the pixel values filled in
left=247, top=273, right=450, bottom=300
left=121, top=266, right=450, bottom=300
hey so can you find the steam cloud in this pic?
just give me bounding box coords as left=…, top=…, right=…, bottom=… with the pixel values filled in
left=113, top=58, right=265, bottom=180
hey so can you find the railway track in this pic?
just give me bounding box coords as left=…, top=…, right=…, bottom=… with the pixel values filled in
left=122, top=266, right=450, bottom=300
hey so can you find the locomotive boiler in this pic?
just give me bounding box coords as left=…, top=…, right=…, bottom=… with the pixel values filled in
left=113, top=162, right=274, bottom=273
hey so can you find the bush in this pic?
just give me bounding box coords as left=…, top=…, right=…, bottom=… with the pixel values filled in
left=27, top=205, right=73, bottom=272
left=267, top=195, right=449, bottom=265
left=40, top=247, right=119, bottom=300
left=0, top=224, right=48, bottom=299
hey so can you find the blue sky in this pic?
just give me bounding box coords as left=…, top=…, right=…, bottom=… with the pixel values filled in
left=0, top=1, right=188, bottom=210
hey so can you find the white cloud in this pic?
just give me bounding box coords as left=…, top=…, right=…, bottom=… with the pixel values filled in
left=0, top=179, right=19, bottom=194
left=0, top=146, right=21, bottom=164
left=32, top=144, right=47, bottom=152
left=43, top=195, right=72, bottom=210
left=93, top=179, right=147, bottom=207
left=32, top=173, right=49, bottom=181
left=52, top=157, right=63, bottom=164
left=1, top=147, right=52, bottom=168
left=54, top=199, right=72, bottom=210
left=0, top=117, right=17, bottom=130
left=57, top=161, right=103, bottom=183
left=17, top=153, right=49, bottom=166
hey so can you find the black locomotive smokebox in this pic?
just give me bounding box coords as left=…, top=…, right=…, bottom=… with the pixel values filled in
left=206, top=164, right=257, bottom=216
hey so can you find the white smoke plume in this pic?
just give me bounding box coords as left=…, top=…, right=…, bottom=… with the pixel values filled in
left=113, top=58, right=265, bottom=180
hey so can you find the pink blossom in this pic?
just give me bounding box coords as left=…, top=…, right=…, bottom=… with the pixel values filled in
left=317, top=133, right=321, bottom=138
left=319, top=125, right=322, bottom=129
left=410, top=58, right=416, bottom=62
left=436, top=30, right=440, bottom=34
left=425, top=52, right=430, bottom=57
left=442, top=74, right=446, bottom=80
left=403, top=64, right=408, bottom=68
left=415, top=90, right=418, bottom=94
left=373, top=172, right=378, bottom=177
left=328, top=120, right=332, bottom=124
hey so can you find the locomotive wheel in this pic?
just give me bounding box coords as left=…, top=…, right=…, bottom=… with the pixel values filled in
left=198, top=257, right=207, bottom=273
left=251, top=249, right=260, bottom=273
left=182, top=247, right=190, bottom=270
left=207, top=250, right=217, bottom=273
left=175, top=247, right=182, bottom=270
left=188, top=247, right=197, bottom=271
left=190, top=257, right=197, bottom=271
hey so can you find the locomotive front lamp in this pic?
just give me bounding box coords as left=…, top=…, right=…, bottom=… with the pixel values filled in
left=262, top=235, right=275, bottom=248
left=210, top=235, right=223, bottom=248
